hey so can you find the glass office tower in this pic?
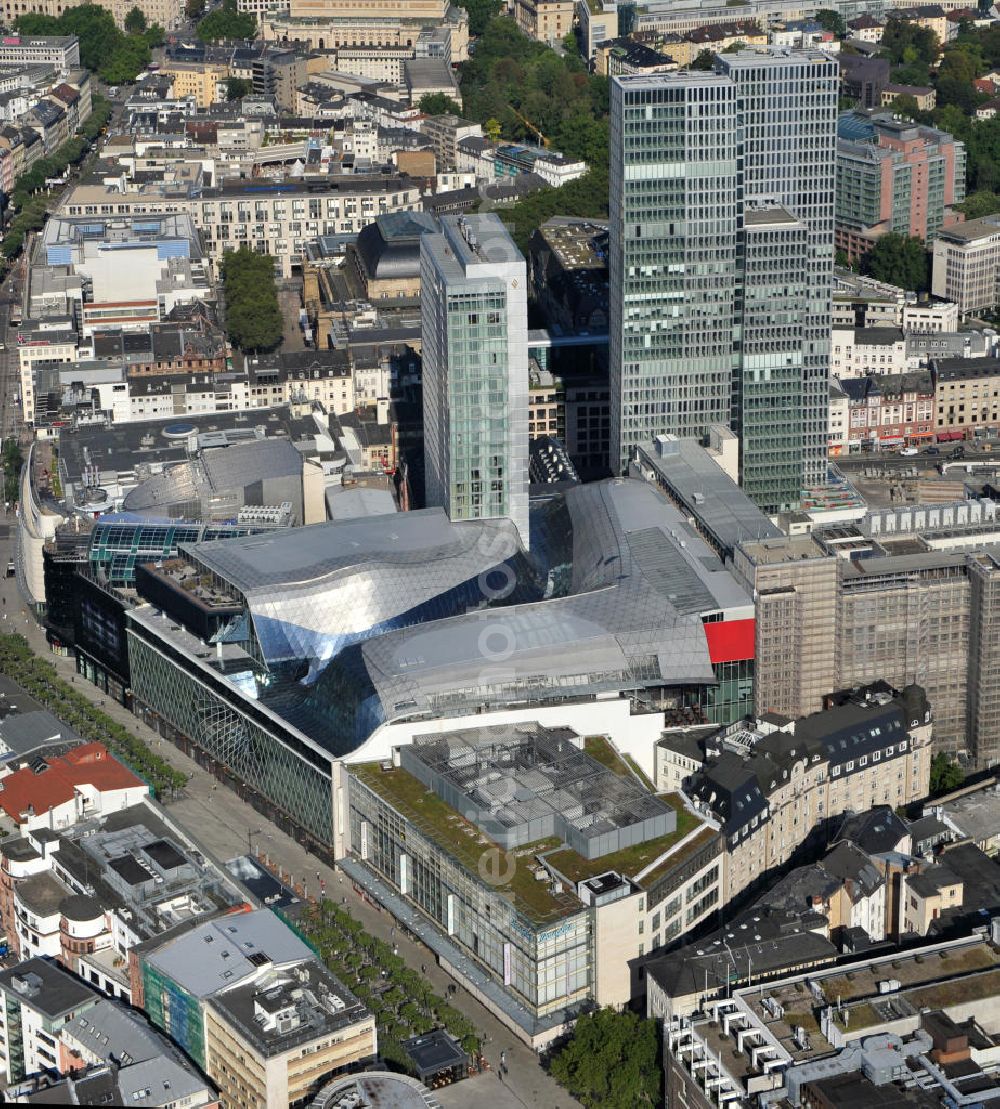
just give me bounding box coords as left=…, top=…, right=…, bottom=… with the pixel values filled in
left=608, top=73, right=739, bottom=473
left=737, top=209, right=810, bottom=513
left=421, top=213, right=530, bottom=548
left=610, top=51, right=838, bottom=512
left=720, top=49, right=839, bottom=497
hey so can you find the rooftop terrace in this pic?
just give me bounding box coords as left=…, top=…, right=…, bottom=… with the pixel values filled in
left=742, top=939, right=1000, bottom=1062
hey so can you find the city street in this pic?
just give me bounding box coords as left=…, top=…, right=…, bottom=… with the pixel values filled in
left=0, top=266, right=24, bottom=442
left=0, top=510, right=577, bottom=1108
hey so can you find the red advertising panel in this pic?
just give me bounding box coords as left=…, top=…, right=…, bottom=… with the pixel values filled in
left=704, top=618, right=755, bottom=664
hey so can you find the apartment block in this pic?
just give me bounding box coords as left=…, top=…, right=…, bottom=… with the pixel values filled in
left=732, top=535, right=838, bottom=721
left=251, top=52, right=307, bottom=112
left=836, top=111, right=965, bottom=262
left=0, top=961, right=217, bottom=1103
left=204, top=962, right=376, bottom=1109
left=420, top=213, right=530, bottom=547
left=0, top=798, right=246, bottom=1002
left=933, top=356, right=1000, bottom=436
left=0, top=35, right=79, bottom=70
left=0, top=958, right=96, bottom=1082
left=4, top=0, right=183, bottom=28
left=133, top=909, right=375, bottom=1103
left=840, top=371, right=935, bottom=451
left=687, top=684, right=933, bottom=903
left=731, top=506, right=1000, bottom=766
left=160, top=62, right=230, bottom=108
left=514, top=0, right=575, bottom=43
left=577, top=0, right=619, bottom=58
left=62, top=177, right=424, bottom=277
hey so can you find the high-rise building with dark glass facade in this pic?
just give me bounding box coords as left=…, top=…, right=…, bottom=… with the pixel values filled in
left=610, top=50, right=838, bottom=512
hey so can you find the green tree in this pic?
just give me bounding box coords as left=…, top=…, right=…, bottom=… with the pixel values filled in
left=16, top=4, right=151, bottom=81
left=225, top=75, right=251, bottom=100
left=196, top=0, right=256, bottom=42
left=690, top=48, right=715, bottom=70
left=891, top=61, right=932, bottom=87
left=221, top=247, right=283, bottom=351
left=185, top=0, right=205, bottom=16
left=958, top=189, right=1000, bottom=220
left=144, top=22, right=165, bottom=46
left=418, top=92, right=463, bottom=115
left=815, top=8, right=846, bottom=37
left=453, top=0, right=503, bottom=36
left=929, top=753, right=965, bottom=795
left=100, top=34, right=151, bottom=84
left=2, top=440, right=22, bottom=503
left=550, top=1008, right=661, bottom=1108
left=936, top=42, right=985, bottom=112
left=19, top=4, right=119, bottom=71
left=880, top=18, right=939, bottom=68
left=861, top=232, right=930, bottom=292
left=890, top=93, right=922, bottom=121
left=502, top=164, right=609, bottom=253
left=124, top=5, right=146, bottom=32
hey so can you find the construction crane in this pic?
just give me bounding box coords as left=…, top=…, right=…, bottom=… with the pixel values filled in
left=508, top=105, right=550, bottom=148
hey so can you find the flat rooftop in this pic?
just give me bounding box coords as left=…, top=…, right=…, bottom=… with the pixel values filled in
left=938, top=785, right=1000, bottom=845
left=936, top=216, right=1000, bottom=243
left=743, top=939, right=1000, bottom=1063
left=208, top=960, right=369, bottom=1057
left=58, top=407, right=315, bottom=487
left=738, top=533, right=828, bottom=566
left=0, top=957, right=94, bottom=1020
left=353, top=752, right=712, bottom=921
left=352, top=760, right=582, bottom=925
left=400, top=723, right=675, bottom=859
left=636, top=437, right=783, bottom=556
left=744, top=205, right=801, bottom=226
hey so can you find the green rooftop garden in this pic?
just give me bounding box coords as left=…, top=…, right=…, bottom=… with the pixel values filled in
left=542, top=793, right=711, bottom=886
left=351, top=762, right=579, bottom=925
left=352, top=761, right=717, bottom=924
left=584, top=734, right=631, bottom=776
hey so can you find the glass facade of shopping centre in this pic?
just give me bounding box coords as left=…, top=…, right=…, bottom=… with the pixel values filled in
left=127, top=614, right=336, bottom=847
left=348, top=770, right=593, bottom=1028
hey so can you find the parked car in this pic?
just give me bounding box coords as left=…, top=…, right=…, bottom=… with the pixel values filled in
left=900, top=447, right=919, bottom=456
left=923, top=446, right=940, bottom=455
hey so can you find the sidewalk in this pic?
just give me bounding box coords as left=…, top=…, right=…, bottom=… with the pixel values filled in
left=0, top=513, right=577, bottom=1109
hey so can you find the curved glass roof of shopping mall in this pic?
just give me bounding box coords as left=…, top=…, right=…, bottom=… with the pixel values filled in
left=295, top=479, right=752, bottom=754
left=141, top=478, right=753, bottom=759
left=182, top=508, right=526, bottom=670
